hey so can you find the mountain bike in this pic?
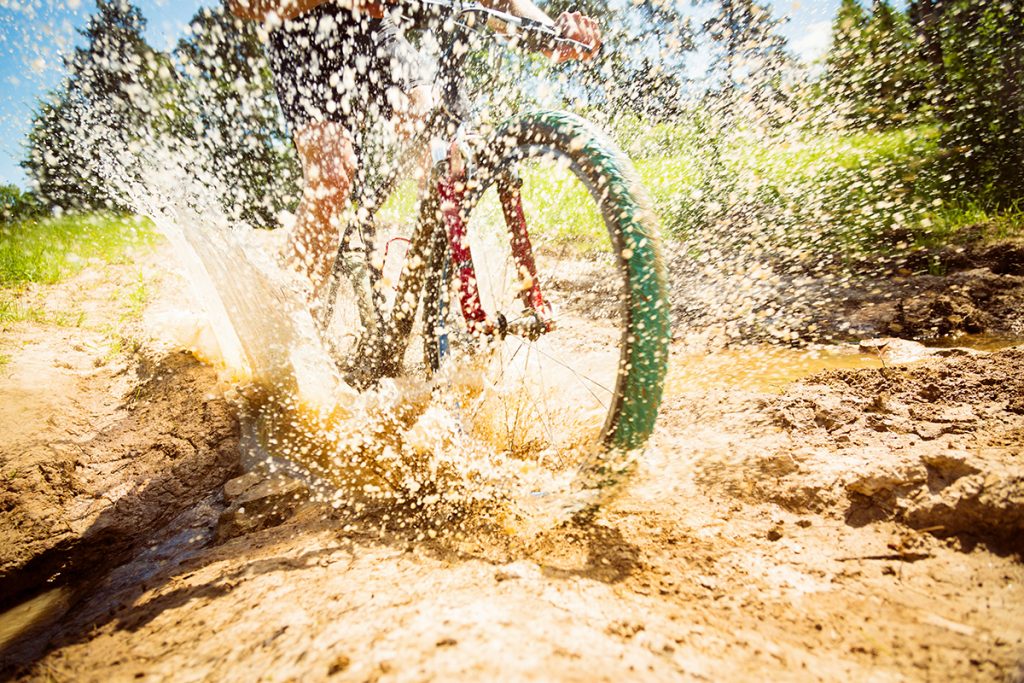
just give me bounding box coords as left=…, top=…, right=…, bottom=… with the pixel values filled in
left=321, top=0, right=670, bottom=464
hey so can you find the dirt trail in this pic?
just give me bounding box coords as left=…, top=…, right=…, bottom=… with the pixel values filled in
left=1, top=250, right=1023, bottom=681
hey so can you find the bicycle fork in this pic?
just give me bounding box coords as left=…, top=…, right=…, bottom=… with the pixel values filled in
left=435, top=158, right=554, bottom=342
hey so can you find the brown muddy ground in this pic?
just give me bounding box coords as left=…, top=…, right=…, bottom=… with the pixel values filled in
left=669, top=235, right=1024, bottom=344
left=1, top=249, right=1023, bottom=682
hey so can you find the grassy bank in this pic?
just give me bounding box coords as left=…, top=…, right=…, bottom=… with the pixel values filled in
left=0, top=213, right=156, bottom=324
left=381, top=119, right=1021, bottom=266
left=0, top=213, right=155, bottom=286
left=611, top=116, right=1021, bottom=263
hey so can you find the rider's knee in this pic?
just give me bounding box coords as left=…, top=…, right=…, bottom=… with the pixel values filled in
left=406, top=85, right=433, bottom=119
left=295, top=122, right=357, bottom=202
left=392, top=85, right=433, bottom=139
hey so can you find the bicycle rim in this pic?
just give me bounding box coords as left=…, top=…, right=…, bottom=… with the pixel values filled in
left=424, top=110, right=670, bottom=467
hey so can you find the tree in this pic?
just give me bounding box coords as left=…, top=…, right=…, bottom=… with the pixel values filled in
left=22, top=0, right=173, bottom=210
left=907, top=0, right=948, bottom=118
left=699, top=0, right=795, bottom=126
left=824, top=0, right=870, bottom=122
left=918, top=0, right=1024, bottom=205
left=826, top=0, right=927, bottom=128
left=174, top=2, right=299, bottom=226
left=0, top=185, right=39, bottom=223
left=860, top=1, right=927, bottom=126
left=22, top=90, right=92, bottom=209
left=827, top=0, right=1023, bottom=205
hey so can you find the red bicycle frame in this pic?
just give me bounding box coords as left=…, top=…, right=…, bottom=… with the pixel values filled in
left=435, top=161, right=553, bottom=338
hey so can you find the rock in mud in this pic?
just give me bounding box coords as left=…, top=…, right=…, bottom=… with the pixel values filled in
left=757, top=348, right=1024, bottom=549
left=216, top=469, right=311, bottom=541
left=904, top=468, right=1024, bottom=546
left=858, top=338, right=934, bottom=365
left=776, top=238, right=1024, bottom=342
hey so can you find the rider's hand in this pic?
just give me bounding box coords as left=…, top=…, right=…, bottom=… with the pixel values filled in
left=551, top=11, right=601, bottom=63
left=337, top=0, right=391, bottom=18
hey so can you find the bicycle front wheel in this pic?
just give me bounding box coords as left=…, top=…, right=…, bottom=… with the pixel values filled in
left=423, top=110, right=670, bottom=462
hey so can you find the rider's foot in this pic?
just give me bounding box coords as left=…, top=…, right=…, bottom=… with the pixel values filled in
left=336, top=331, right=394, bottom=391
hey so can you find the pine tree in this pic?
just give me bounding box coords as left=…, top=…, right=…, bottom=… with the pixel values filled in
left=907, top=0, right=949, bottom=119
left=699, top=0, right=795, bottom=126
left=920, top=0, right=1024, bottom=205
left=174, top=2, right=299, bottom=226
left=22, top=0, right=173, bottom=210
left=860, top=0, right=926, bottom=127
left=824, top=0, right=869, bottom=122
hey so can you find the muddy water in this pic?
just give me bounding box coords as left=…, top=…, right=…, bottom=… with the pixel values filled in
left=666, top=344, right=882, bottom=395
left=666, top=332, right=1024, bottom=396
left=0, top=587, right=76, bottom=657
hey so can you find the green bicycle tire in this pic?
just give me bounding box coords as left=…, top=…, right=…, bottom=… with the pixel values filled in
left=423, top=109, right=670, bottom=453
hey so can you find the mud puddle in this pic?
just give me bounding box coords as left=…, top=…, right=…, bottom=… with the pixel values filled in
left=665, top=332, right=1022, bottom=395
left=666, top=344, right=881, bottom=395
left=0, top=589, right=76, bottom=656
left=3, top=246, right=1023, bottom=681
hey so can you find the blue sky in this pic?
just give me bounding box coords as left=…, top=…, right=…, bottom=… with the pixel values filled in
left=0, top=0, right=842, bottom=188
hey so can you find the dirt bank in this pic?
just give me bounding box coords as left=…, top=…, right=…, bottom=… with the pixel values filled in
left=669, top=236, right=1024, bottom=344
left=1, top=251, right=1022, bottom=681
left=0, top=260, right=240, bottom=664
left=766, top=349, right=1024, bottom=547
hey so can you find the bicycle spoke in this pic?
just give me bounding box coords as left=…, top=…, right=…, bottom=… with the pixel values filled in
left=422, top=115, right=668, bottom=463
left=509, top=333, right=613, bottom=407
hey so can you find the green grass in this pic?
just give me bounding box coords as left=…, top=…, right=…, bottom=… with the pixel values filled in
left=613, top=118, right=1024, bottom=266
left=376, top=160, right=612, bottom=254
left=0, top=213, right=157, bottom=326
left=113, top=270, right=152, bottom=323
left=0, top=298, right=48, bottom=325
left=0, top=213, right=156, bottom=287
left=365, top=119, right=1021, bottom=269
left=918, top=198, right=1024, bottom=247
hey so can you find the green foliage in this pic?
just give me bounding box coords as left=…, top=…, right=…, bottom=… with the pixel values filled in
left=698, top=0, right=795, bottom=126
left=0, top=185, right=41, bottom=224
left=623, top=118, right=967, bottom=265
left=173, top=2, right=300, bottom=227
left=826, top=0, right=869, bottom=98
left=925, top=0, right=1024, bottom=207
left=917, top=199, right=1024, bottom=249
left=0, top=213, right=155, bottom=287
left=826, top=1, right=927, bottom=128
left=826, top=0, right=1023, bottom=207
left=21, top=1, right=177, bottom=211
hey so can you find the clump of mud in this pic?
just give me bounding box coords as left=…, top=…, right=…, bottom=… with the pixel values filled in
left=761, top=347, right=1023, bottom=549
left=666, top=235, right=1024, bottom=344
left=0, top=351, right=240, bottom=615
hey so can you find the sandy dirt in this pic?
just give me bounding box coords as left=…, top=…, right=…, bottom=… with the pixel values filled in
left=669, top=235, right=1024, bottom=345
left=1, top=247, right=1023, bottom=682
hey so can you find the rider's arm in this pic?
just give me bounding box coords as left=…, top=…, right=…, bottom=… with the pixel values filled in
left=477, top=0, right=601, bottom=61
left=227, top=0, right=324, bottom=21
left=228, top=0, right=383, bottom=21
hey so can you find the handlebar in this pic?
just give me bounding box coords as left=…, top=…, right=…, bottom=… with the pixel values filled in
left=388, top=0, right=595, bottom=56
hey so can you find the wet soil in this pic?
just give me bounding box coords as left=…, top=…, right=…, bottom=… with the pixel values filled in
left=669, top=236, right=1024, bottom=344
left=1, top=249, right=1023, bottom=681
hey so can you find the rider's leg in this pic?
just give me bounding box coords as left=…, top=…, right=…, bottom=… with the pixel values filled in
left=287, top=122, right=380, bottom=341
left=391, top=84, right=435, bottom=191
left=392, top=84, right=433, bottom=140
left=287, top=121, right=357, bottom=306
